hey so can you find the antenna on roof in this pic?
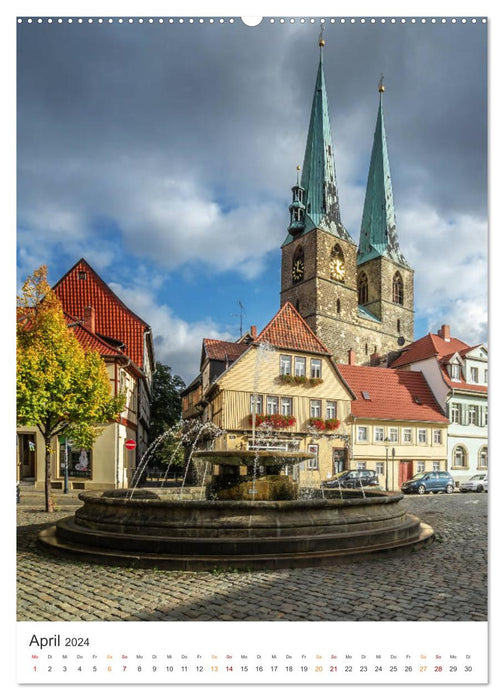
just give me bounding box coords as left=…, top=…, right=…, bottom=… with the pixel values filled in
left=231, top=300, right=245, bottom=336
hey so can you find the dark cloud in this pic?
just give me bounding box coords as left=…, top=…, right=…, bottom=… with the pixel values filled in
left=17, top=18, right=487, bottom=375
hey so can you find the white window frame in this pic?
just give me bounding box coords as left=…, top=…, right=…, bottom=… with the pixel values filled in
left=417, top=428, right=427, bottom=444
left=468, top=405, right=478, bottom=425
left=280, top=397, right=293, bottom=416
left=402, top=427, right=412, bottom=443
left=357, top=426, right=368, bottom=442
left=417, top=461, right=426, bottom=472
left=389, top=427, right=398, bottom=442
left=374, top=427, right=385, bottom=442
left=470, top=367, right=479, bottom=383
left=307, top=444, right=318, bottom=470
left=310, top=400, right=322, bottom=418
left=432, top=461, right=441, bottom=470
left=280, top=355, right=292, bottom=376
left=294, top=356, right=306, bottom=377
left=326, top=401, right=337, bottom=419
left=433, top=429, right=442, bottom=445
left=310, top=358, right=322, bottom=379
left=356, top=461, right=367, bottom=471
left=266, top=395, right=279, bottom=415
left=375, top=462, right=385, bottom=476
left=451, top=364, right=461, bottom=381
left=250, top=394, right=263, bottom=414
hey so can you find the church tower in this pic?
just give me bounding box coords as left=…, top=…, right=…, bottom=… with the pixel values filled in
left=280, top=41, right=414, bottom=365
left=356, top=77, right=414, bottom=353
left=280, top=34, right=359, bottom=359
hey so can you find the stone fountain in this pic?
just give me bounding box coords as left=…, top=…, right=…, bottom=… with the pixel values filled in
left=38, top=444, right=434, bottom=570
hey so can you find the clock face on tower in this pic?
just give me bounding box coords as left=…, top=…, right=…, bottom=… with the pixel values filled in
left=330, top=257, right=345, bottom=281
left=292, top=257, right=305, bottom=283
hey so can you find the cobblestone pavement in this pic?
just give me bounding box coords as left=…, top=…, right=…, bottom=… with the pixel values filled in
left=17, top=493, right=487, bottom=622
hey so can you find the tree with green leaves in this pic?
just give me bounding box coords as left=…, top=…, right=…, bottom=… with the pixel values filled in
left=17, top=265, right=125, bottom=512
left=147, top=362, right=186, bottom=478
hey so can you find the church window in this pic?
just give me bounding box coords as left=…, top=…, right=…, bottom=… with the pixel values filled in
left=365, top=343, right=368, bottom=355
left=358, top=272, right=368, bottom=305
left=336, top=299, right=341, bottom=314
left=392, top=272, right=404, bottom=305
left=397, top=318, right=401, bottom=333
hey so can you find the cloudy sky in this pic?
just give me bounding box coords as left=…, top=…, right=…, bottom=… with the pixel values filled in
left=17, top=15, right=487, bottom=383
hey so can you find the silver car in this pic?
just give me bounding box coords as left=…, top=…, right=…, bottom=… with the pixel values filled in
left=459, top=474, right=488, bottom=493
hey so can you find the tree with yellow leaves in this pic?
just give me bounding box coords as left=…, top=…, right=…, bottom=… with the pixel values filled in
left=17, top=266, right=125, bottom=512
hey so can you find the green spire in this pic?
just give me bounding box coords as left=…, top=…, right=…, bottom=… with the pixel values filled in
left=285, top=38, right=352, bottom=244
left=358, top=79, right=409, bottom=266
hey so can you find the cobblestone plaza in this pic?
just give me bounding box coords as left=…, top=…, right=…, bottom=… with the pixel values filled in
left=17, top=493, right=487, bottom=622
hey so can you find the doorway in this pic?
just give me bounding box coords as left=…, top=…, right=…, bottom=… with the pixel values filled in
left=18, top=433, right=36, bottom=480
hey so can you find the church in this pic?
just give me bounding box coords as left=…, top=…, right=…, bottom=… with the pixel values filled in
left=280, top=36, right=414, bottom=366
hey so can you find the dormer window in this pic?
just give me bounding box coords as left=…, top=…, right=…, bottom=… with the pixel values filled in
left=470, top=367, right=479, bottom=383
left=450, top=364, right=461, bottom=381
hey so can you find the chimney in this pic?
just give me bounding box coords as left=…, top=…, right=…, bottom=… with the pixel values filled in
left=370, top=352, right=380, bottom=366
left=83, top=306, right=96, bottom=334
left=250, top=325, right=257, bottom=340
left=438, top=324, right=450, bottom=341
left=348, top=349, right=356, bottom=365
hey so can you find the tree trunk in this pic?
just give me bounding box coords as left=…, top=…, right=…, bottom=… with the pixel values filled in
left=45, top=438, right=54, bottom=513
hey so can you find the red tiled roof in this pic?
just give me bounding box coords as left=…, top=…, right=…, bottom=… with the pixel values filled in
left=53, top=259, right=150, bottom=369
left=390, top=332, right=470, bottom=368
left=203, top=338, right=248, bottom=362
left=63, top=311, right=126, bottom=358
left=255, top=302, right=330, bottom=355
left=336, top=364, right=448, bottom=423
left=390, top=333, right=487, bottom=394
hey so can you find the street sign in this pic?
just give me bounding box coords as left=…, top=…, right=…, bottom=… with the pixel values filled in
left=125, top=439, right=136, bottom=450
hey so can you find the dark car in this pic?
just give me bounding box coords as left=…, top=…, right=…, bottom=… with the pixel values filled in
left=401, top=470, right=454, bottom=495
left=323, top=469, right=379, bottom=489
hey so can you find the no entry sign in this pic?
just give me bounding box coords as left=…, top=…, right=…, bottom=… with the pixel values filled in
left=125, top=439, right=136, bottom=450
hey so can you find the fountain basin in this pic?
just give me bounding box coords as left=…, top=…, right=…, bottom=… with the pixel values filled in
left=39, top=489, right=434, bottom=570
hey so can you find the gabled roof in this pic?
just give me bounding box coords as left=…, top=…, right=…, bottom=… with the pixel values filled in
left=53, top=258, right=152, bottom=369
left=256, top=302, right=331, bottom=356
left=202, top=338, right=248, bottom=363
left=336, top=364, right=448, bottom=423
left=65, top=312, right=124, bottom=357
left=390, top=331, right=487, bottom=394
left=390, top=332, right=470, bottom=368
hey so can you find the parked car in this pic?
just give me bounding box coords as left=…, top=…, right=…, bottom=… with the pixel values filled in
left=401, top=470, right=454, bottom=495
left=323, top=469, right=379, bottom=489
left=459, top=474, right=488, bottom=493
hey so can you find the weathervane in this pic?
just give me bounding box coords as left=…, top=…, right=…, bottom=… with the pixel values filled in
left=378, top=74, right=385, bottom=93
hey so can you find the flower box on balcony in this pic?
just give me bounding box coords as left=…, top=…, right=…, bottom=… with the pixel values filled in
left=325, top=418, right=341, bottom=430
left=308, top=417, right=326, bottom=431
left=248, top=413, right=296, bottom=429
left=279, top=374, right=323, bottom=387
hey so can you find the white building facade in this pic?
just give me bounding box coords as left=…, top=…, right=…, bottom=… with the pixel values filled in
left=390, top=325, right=487, bottom=486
